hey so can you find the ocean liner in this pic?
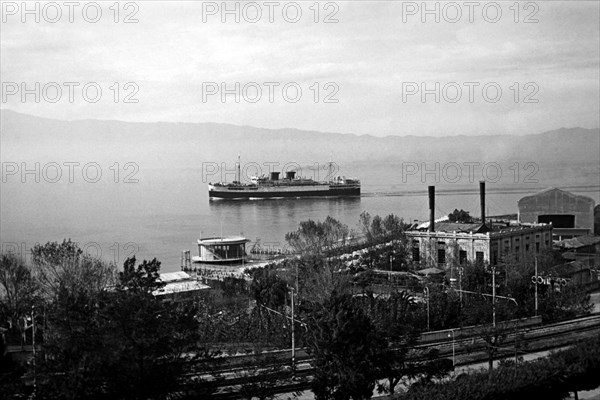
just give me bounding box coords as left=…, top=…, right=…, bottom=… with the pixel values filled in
left=208, top=161, right=360, bottom=199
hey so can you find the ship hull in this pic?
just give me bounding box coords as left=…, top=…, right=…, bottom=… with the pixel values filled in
left=209, top=186, right=360, bottom=199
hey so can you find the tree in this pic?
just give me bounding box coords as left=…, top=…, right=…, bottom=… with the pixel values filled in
left=102, top=257, right=200, bottom=399
left=250, top=268, right=288, bottom=310
left=307, top=290, right=387, bottom=400
left=37, top=256, right=204, bottom=400
left=359, top=212, right=407, bottom=245
left=448, top=209, right=473, bottom=223
left=358, top=211, right=373, bottom=243
left=382, top=214, right=406, bottom=240
left=0, top=254, right=39, bottom=344
left=363, top=291, right=420, bottom=395
left=0, top=327, right=30, bottom=398
left=285, top=217, right=349, bottom=256
left=426, top=284, right=461, bottom=330
left=31, top=239, right=116, bottom=300
left=400, top=334, right=600, bottom=400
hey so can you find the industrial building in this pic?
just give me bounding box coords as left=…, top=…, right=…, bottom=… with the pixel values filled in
left=518, top=188, right=595, bottom=240
left=406, top=183, right=553, bottom=268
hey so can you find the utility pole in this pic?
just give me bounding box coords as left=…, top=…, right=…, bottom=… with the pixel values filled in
left=492, top=265, right=496, bottom=328
left=458, top=267, right=463, bottom=306
left=389, top=255, right=393, bottom=294
left=424, top=286, right=430, bottom=331
left=514, top=327, right=518, bottom=377
left=31, top=306, right=36, bottom=395
left=534, top=257, right=538, bottom=317
left=290, top=287, right=296, bottom=378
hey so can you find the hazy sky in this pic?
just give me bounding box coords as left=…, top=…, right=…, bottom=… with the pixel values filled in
left=1, top=1, right=599, bottom=136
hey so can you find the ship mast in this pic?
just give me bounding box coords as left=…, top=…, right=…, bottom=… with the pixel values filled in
left=236, top=154, right=241, bottom=183
left=328, top=153, right=333, bottom=182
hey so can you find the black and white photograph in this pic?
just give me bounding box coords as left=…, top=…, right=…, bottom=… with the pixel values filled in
left=1, top=1, right=599, bottom=398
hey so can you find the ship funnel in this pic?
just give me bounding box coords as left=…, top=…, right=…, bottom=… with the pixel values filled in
left=270, top=172, right=280, bottom=181
left=285, top=171, right=296, bottom=180
left=428, top=185, right=435, bottom=232
left=480, top=180, right=486, bottom=227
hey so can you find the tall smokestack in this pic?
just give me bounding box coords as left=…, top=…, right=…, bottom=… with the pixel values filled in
left=428, top=185, right=435, bottom=232
left=480, top=180, right=486, bottom=227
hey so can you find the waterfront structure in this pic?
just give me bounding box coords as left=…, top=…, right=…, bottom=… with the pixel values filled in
left=193, top=236, right=250, bottom=263
left=518, top=188, right=595, bottom=239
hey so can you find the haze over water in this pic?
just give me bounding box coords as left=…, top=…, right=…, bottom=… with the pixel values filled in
left=2, top=164, right=598, bottom=273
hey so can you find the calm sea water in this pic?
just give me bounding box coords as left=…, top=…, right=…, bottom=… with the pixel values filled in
left=1, top=166, right=598, bottom=273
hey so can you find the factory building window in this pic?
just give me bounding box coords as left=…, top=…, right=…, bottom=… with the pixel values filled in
left=459, top=250, right=467, bottom=265
left=438, top=249, right=446, bottom=264
left=536, top=242, right=540, bottom=252
left=475, top=251, right=484, bottom=265
left=412, top=246, right=420, bottom=262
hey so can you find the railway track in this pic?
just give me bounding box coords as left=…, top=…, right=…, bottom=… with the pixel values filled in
left=179, top=313, right=600, bottom=399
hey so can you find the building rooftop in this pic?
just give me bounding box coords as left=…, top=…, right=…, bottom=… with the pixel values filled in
left=158, top=271, right=193, bottom=283
left=198, top=236, right=250, bottom=245
left=555, top=235, right=600, bottom=249
left=407, top=222, right=551, bottom=236
left=411, top=222, right=489, bottom=234
left=153, top=271, right=210, bottom=297
left=153, top=280, right=210, bottom=296
left=548, top=260, right=592, bottom=277
left=518, top=187, right=595, bottom=206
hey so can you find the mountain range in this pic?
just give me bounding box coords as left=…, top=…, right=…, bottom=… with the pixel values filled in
left=1, top=110, right=598, bottom=184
